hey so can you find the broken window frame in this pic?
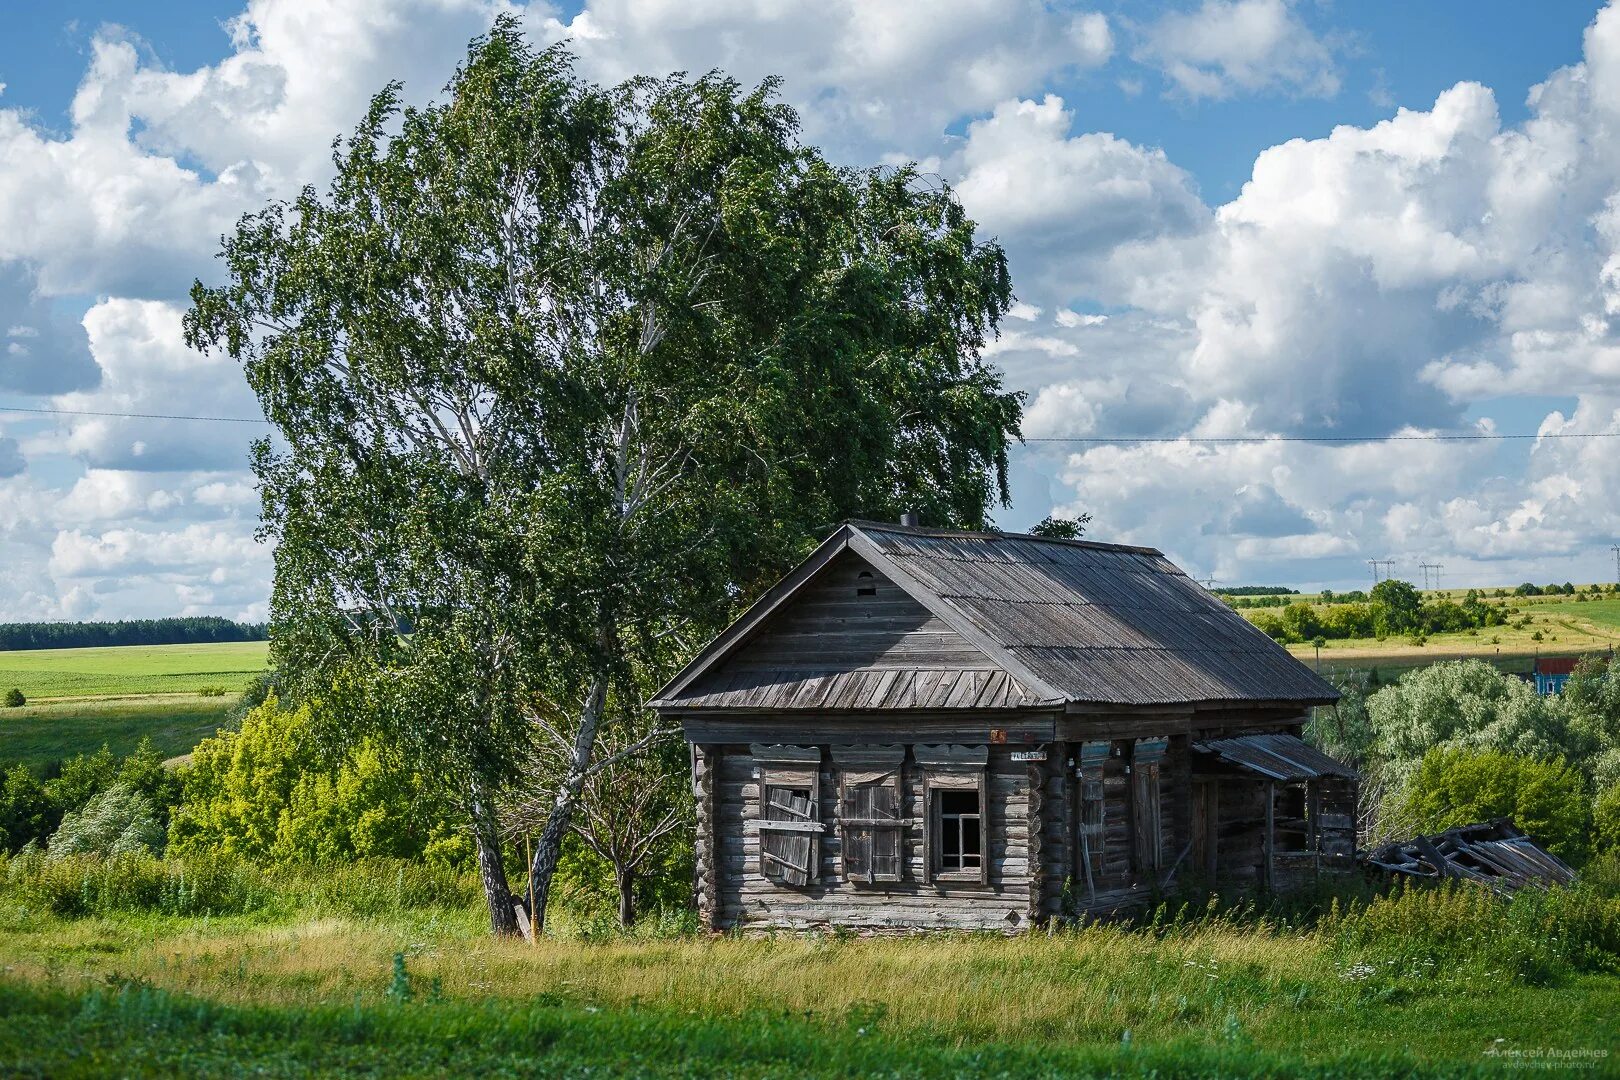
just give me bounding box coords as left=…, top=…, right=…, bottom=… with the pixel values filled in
left=831, top=745, right=906, bottom=884
left=750, top=744, right=823, bottom=887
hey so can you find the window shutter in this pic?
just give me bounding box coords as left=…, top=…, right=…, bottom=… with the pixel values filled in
left=1077, top=741, right=1109, bottom=890
left=1131, top=738, right=1167, bottom=875
left=752, top=745, right=822, bottom=887
left=832, top=745, right=905, bottom=884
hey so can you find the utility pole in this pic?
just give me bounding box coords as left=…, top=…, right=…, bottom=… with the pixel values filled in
left=1197, top=576, right=1219, bottom=590
left=1368, top=559, right=1395, bottom=585
left=1419, top=562, right=1443, bottom=592
left=1612, top=544, right=1620, bottom=585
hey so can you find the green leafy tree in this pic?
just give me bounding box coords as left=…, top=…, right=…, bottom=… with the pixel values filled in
left=1596, top=782, right=1620, bottom=857
left=0, top=764, right=52, bottom=854
left=3, top=688, right=23, bottom=708
left=1365, top=659, right=1568, bottom=787
left=185, top=22, right=1021, bottom=935
left=1026, top=514, right=1090, bottom=539
left=1400, top=748, right=1590, bottom=863
left=1370, top=578, right=1422, bottom=635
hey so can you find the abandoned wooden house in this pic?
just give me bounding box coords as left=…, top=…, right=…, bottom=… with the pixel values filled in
left=649, top=521, right=1358, bottom=932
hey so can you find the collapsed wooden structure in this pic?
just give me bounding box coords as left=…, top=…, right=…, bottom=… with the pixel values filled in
left=650, top=521, right=1356, bottom=932
left=1361, top=819, right=1576, bottom=893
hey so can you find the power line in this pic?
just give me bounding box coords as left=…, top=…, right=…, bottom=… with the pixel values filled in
left=0, top=406, right=267, bottom=424
left=1027, top=432, right=1620, bottom=444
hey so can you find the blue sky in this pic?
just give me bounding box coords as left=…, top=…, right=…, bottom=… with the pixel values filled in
left=3, top=0, right=1620, bottom=619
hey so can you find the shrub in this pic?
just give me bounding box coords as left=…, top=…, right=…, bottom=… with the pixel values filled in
left=1400, top=748, right=1590, bottom=863
left=0, top=765, right=53, bottom=855
left=49, top=783, right=163, bottom=858
left=3, top=688, right=23, bottom=708
left=197, top=685, right=228, bottom=697
left=1596, top=783, right=1620, bottom=857
left=168, top=697, right=470, bottom=867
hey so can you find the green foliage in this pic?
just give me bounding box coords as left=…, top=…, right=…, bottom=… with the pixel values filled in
left=185, top=19, right=1025, bottom=930
left=1596, top=784, right=1620, bottom=856
left=1400, top=749, right=1590, bottom=862
left=1026, top=514, right=1090, bottom=539
left=48, top=783, right=164, bottom=859
left=3, top=688, right=23, bottom=708
left=0, top=849, right=480, bottom=920
left=167, top=698, right=470, bottom=867
left=0, top=765, right=52, bottom=855
left=1364, top=660, right=1567, bottom=788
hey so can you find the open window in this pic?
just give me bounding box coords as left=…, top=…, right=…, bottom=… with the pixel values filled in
left=916, top=744, right=989, bottom=884
left=750, top=744, right=823, bottom=887
left=832, top=746, right=905, bottom=883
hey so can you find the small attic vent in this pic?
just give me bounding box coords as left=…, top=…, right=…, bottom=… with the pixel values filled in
left=856, top=571, right=877, bottom=597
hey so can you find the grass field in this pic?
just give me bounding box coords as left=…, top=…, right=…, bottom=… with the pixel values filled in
left=0, top=641, right=266, bottom=769
left=1266, top=588, right=1620, bottom=675
left=0, top=641, right=268, bottom=701
left=0, top=696, right=234, bottom=769
left=0, top=854, right=1615, bottom=1077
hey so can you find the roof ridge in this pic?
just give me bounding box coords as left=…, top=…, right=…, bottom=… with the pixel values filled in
left=844, top=519, right=1164, bottom=557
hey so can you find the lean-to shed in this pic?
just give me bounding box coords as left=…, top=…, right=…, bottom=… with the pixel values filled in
left=650, top=521, right=1356, bottom=931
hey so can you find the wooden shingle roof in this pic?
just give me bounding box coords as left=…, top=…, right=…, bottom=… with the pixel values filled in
left=650, top=521, right=1339, bottom=711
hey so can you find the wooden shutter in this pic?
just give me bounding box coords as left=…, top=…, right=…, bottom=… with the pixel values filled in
left=752, top=745, right=822, bottom=887
left=1077, top=741, right=1109, bottom=892
left=1131, top=738, right=1166, bottom=875
left=832, top=746, right=905, bottom=884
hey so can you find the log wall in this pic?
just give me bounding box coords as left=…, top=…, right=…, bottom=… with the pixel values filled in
left=710, top=741, right=1036, bottom=931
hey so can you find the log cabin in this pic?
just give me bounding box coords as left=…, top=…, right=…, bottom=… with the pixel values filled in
left=649, top=520, right=1357, bottom=932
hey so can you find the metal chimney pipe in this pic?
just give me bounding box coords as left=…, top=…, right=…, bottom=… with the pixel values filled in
left=900, top=511, right=920, bottom=527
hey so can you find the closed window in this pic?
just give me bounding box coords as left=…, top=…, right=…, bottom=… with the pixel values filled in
left=751, top=745, right=823, bottom=887
left=832, top=745, right=906, bottom=884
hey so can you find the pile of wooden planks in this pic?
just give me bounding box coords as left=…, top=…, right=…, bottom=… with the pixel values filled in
left=1361, top=819, right=1575, bottom=893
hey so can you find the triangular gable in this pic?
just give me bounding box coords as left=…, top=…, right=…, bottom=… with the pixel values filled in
left=650, top=525, right=1063, bottom=709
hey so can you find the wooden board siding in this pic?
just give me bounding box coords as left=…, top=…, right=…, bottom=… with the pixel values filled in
left=676, top=553, right=1040, bottom=712
left=710, top=742, right=1035, bottom=931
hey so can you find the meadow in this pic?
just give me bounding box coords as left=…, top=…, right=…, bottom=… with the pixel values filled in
left=1268, top=588, right=1620, bottom=673
left=0, top=696, right=235, bottom=769
left=0, top=641, right=269, bottom=700
left=0, top=641, right=267, bottom=768
left=0, top=852, right=1616, bottom=1077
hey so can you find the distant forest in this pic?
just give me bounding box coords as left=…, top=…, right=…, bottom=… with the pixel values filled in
left=1212, top=586, right=1300, bottom=597
left=0, top=617, right=268, bottom=651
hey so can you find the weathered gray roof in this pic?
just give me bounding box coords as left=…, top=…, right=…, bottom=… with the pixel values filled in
left=1193, top=732, right=1359, bottom=782
left=651, top=521, right=1339, bottom=710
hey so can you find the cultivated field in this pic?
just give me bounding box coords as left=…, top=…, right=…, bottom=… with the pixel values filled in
left=0, top=641, right=268, bottom=767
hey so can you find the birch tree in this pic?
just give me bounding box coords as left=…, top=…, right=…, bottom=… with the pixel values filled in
left=186, top=19, right=1022, bottom=935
